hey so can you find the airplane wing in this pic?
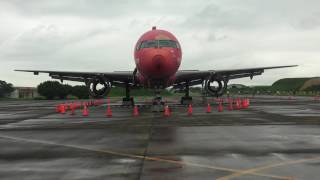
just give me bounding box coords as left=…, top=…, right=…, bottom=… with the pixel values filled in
left=174, top=65, right=298, bottom=87
left=14, top=69, right=135, bottom=87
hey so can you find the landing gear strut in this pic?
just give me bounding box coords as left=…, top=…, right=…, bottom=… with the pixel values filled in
left=122, top=83, right=134, bottom=106
left=152, top=90, right=165, bottom=112
left=180, top=81, right=192, bottom=105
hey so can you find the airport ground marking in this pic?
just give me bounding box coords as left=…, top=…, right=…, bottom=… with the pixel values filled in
left=216, top=156, right=320, bottom=180
left=0, top=134, right=290, bottom=180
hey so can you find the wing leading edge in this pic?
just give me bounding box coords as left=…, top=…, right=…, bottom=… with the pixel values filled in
left=174, top=65, right=298, bottom=87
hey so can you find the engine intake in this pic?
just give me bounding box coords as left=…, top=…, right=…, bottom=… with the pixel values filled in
left=87, top=77, right=111, bottom=98
left=204, top=74, right=228, bottom=97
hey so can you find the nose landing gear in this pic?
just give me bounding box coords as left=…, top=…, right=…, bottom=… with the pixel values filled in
left=151, top=89, right=165, bottom=112
left=180, top=81, right=192, bottom=105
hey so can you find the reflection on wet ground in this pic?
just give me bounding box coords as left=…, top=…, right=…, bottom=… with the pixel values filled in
left=0, top=96, right=319, bottom=180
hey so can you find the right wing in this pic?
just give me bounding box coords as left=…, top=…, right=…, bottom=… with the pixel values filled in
left=174, top=65, right=298, bottom=88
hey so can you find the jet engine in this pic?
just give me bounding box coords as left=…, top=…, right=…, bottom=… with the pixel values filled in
left=87, top=77, right=111, bottom=98
left=204, top=74, right=228, bottom=97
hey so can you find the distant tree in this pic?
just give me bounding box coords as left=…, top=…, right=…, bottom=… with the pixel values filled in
left=71, top=85, right=89, bottom=99
left=0, top=80, right=14, bottom=97
left=37, top=81, right=61, bottom=99
left=59, top=84, right=73, bottom=99
left=37, top=81, right=72, bottom=99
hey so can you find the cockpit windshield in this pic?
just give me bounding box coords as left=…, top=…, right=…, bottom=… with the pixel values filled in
left=158, top=40, right=178, bottom=48
left=138, top=40, right=179, bottom=50
left=139, top=40, right=157, bottom=49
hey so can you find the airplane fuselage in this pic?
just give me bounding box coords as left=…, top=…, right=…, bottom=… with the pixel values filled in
left=134, top=27, right=182, bottom=89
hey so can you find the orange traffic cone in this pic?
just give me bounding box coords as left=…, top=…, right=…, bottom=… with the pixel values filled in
left=164, top=105, right=171, bottom=117
left=242, top=99, right=247, bottom=109
left=206, top=103, right=211, bottom=113
left=187, top=104, right=193, bottom=116
left=106, top=105, right=112, bottom=117
left=218, top=102, right=223, bottom=112
left=60, top=104, right=66, bottom=114
left=244, top=99, right=249, bottom=109
left=133, top=105, right=139, bottom=116
left=82, top=105, right=89, bottom=116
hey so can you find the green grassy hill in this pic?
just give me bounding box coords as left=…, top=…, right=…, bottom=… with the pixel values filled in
left=305, top=85, right=320, bottom=91
left=270, top=78, right=311, bottom=91
left=225, top=77, right=320, bottom=95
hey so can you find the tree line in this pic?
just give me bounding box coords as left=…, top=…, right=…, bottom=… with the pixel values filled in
left=37, top=81, right=89, bottom=99
left=37, top=81, right=172, bottom=100
left=0, top=80, right=14, bottom=98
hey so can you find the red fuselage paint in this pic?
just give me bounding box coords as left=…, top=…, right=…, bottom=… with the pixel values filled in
left=134, top=27, right=182, bottom=88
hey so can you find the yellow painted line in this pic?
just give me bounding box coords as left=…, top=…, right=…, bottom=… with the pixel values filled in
left=217, top=156, right=320, bottom=180
left=0, top=134, right=289, bottom=179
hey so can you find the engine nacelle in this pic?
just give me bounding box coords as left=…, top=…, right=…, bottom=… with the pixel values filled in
left=87, top=77, right=111, bottom=98
left=204, top=74, right=228, bottom=97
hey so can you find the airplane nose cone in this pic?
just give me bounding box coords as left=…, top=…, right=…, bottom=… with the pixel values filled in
left=152, top=55, right=166, bottom=71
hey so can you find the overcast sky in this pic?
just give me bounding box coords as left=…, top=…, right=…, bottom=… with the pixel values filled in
left=0, top=0, right=319, bottom=87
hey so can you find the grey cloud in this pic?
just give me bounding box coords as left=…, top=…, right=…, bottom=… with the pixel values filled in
left=0, top=0, right=319, bottom=87
left=0, top=23, right=118, bottom=61
left=183, top=3, right=259, bottom=30
left=1, top=24, right=76, bottom=60
left=5, top=0, right=194, bottom=19
left=7, top=0, right=141, bottom=18
left=296, top=12, right=320, bottom=30
left=183, top=0, right=320, bottom=30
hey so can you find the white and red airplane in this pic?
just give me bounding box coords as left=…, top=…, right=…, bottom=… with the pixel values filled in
left=16, top=27, right=297, bottom=104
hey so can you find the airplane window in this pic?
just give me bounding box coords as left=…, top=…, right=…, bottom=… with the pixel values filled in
left=140, top=40, right=158, bottom=49
left=158, top=40, right=178, bottom=48
left=138, top=40, right=179, bottom=50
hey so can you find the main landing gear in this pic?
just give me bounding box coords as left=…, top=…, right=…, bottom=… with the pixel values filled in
left=180, top=81, right=192, bottom=105
left=122, top=83, right=134, bottom=106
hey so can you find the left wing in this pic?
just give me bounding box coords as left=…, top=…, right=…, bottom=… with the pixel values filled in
left=174, top=65, right=298, bottom=87
left=14, top=69, right=135, bottom=86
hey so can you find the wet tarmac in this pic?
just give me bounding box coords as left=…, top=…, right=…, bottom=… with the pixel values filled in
left=0, top=96, right=320, bottom=180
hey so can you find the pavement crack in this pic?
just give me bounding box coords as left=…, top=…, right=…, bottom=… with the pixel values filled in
left=136, top=114, right=154, bottom=180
